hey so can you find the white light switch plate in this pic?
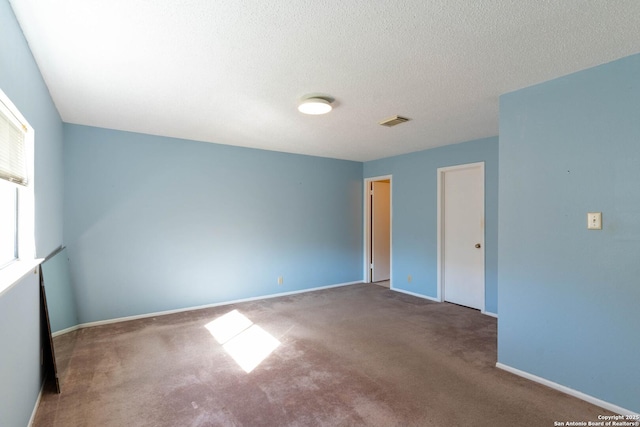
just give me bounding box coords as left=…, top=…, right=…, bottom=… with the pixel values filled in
left=587, top=212, right=602, bottom=230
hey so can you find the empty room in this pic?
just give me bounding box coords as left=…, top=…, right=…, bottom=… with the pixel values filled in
left=1, top=1, right=639, bottom=426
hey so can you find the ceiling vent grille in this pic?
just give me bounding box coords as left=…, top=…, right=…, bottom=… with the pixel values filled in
left=379, top=115, right=410, bottom=127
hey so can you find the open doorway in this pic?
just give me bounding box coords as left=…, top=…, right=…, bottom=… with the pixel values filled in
left=364, top=176, right=392, bottom=287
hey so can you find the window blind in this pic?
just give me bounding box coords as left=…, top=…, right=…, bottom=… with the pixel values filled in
left=0, top=99, right=27, bottom=186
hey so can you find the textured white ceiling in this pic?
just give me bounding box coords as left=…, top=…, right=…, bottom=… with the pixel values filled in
left=9, top=0, right=640, bottom=161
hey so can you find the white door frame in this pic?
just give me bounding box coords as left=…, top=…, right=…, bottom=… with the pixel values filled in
left=364, top=175, right=392, bottom=286
left=436, top=162, right=485, bottom=310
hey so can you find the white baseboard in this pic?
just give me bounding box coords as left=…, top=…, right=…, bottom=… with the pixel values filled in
left=482, top=310, right=498, bottom=318
left=496, top=362, right=638, bottom=416
left=78, top=281, right=361, bottom=329
left=52, top=324, right=80, bottom=338
left=391, top=287, right=440, bottom=302
left=28, top=379, right=46, bottom=427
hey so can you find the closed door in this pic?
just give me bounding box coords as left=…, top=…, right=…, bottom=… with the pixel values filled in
left=442, top=163, right=484, bottom=310
left=372, top=181, right=390, bottom=282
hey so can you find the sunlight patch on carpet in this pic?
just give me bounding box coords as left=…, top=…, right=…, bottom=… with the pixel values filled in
left=206, top=309, right=253, bottom=344
left=205, top=310, right=280, bottom=373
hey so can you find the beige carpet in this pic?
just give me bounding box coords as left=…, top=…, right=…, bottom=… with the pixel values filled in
left=34, top=283, right=612, bottom=426
left=372, top=280, right=390, bottom=288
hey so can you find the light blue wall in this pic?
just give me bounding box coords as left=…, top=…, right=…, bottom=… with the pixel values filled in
left=64, top=124, right=363, bottom=323
left=0, top=274, right=43, bottom=427
left=498, top=54, right=640, bottom=412
left=41, top=248, right=79, bottom=334
left=364, top=137, right=499, bottom=314
left=0, top=1, right=64, bottom=258
left=1, top=1, right=65, bottom=426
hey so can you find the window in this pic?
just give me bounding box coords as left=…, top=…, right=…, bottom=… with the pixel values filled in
left=0, top=181, right=17, bottom=267
left=0, top=88, right=35, bottom=276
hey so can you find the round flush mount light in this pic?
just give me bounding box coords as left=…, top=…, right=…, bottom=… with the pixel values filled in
left=298, top=96, right=333, bottom=115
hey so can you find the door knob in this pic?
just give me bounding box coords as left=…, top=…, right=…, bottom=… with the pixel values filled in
left=475, top=243, right=481, bottom=248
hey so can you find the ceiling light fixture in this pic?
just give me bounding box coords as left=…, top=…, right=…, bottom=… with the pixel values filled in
left=298, top=96, right=333, bottom=115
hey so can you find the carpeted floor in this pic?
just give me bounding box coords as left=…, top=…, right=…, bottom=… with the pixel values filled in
left=34, top=283, right=612, bottom=426
left=372, top=280, right=390, bottom=289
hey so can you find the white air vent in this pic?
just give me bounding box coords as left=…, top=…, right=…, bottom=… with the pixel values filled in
left=379, top=115, right=410, bottom=127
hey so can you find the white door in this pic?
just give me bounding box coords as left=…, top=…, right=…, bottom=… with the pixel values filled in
left=372, top=181, right=390, bottom=282
left=441, top=163, right=484, bottom=310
